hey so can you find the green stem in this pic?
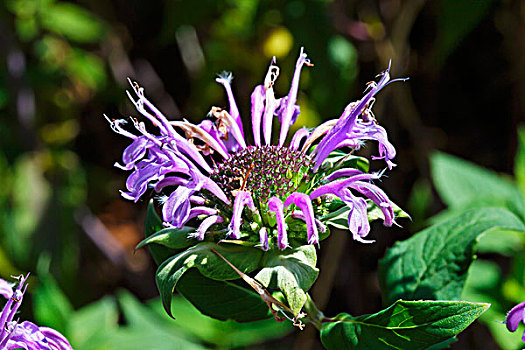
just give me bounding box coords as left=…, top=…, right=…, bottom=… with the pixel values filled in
left=303, top=293, right=325, bottom=331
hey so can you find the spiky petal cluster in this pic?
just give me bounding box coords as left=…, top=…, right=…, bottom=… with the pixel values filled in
left=0, top=275, right=72, bottom=350
left=107, top=48, right=405, bottom=250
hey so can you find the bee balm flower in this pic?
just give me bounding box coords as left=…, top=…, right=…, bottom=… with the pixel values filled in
left=0, top=275, right=72, bottom=350
left=107, top=48, right=405, bottom=249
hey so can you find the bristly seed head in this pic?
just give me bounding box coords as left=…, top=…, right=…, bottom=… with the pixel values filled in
left=211, top=145, right=312, bottom=203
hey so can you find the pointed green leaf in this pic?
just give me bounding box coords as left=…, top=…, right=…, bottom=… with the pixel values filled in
left=144, top=201, right=177, bottom=265
left=136, top=226, right=197, bottom=251
left=176, top=269, right=270, bottom=322
left=321, top=300, right=489, bottom=350
left=156, top=243, right=263, bottom=318
left=379, top=208, right=525, bottom=305
left=255, top=245, right=318, bottom=316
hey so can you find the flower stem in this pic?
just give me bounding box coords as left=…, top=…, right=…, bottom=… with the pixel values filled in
left=303, top=294, right=325, bottom=331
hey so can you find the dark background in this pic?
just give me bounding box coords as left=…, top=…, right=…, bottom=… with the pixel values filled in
left=1, top=0, right=523, bottom=348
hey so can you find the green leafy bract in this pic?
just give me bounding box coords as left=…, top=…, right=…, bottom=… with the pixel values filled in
left=320, top=300, right=489, bottom=350
left=155, top=242, right=263, bottom=318
left=379, top=207, right=525, bottom=305
left=137, top=226, right=197, bottom=251
left=255, top=245, right=318, bottom=316
left=176, top=269, right=270, bottom=322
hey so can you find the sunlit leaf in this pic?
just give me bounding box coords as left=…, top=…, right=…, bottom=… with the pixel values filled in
left=320, top=300, right=489, bottom=350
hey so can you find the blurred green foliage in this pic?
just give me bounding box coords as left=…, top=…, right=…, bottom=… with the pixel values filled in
left=0, top=0, right=522, bottom=348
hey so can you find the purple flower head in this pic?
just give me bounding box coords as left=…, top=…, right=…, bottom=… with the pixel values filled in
left=0, top=275, right=72, bottom=350
left=107, top=48, right=405, bottom=250
left=505, top=301, right=525, bottom=342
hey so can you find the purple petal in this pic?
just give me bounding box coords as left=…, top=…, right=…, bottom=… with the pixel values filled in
left=228, top=191, right=256, bottom=239
left=0, top=279, right=13, bottom=299
left=258, top=227, right=269, bottom=251
left=250, top=85, right=265, bottom=146
left=284, top=192, right=318, bottom=244
left=506, top=301, right=525, bottom=332
left=261, top=58, right=280, bottom=145
left=198, top=120, right=228, bottom=155
left=122, top=136, right=150, bottom=166
left=289, top=127, right=309, bottom=151
left=278, top=48, right=311, bottom=146
left=162, top=185, right=198, bottom=228
left=268, top=197, right=288, bottom=249
left=345, top=195, right=372, bottom=242
left=354, top=181, right=394, bottom=226
left=310, top=173, right=378, bottom=200
left=39, top=327, right=72, bottom=350
left=154, top=176, right=189, bottom=192
left=324, top=168, right=363, bottom=183
left=216, top=72, right=244, bottom=137
left=194, top=215, right=223, bottom=240
left=314, top=66, right=394, bottom=171
left=187, top=207, right=218, bottom=221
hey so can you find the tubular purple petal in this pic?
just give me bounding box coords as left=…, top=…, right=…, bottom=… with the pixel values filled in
left=262, top=58, right=280, bottom=145
left=284, top=192, right=318, bottom=244
left=198, top=120, right=228, bottom=154
left=324, top=168, right=364, bottom=182
left=345, top=195, right=373, bottom=242
left=228, top=191, right=256, bottom=239
left=39, top=327, right=73, bottom=350
left=195, top=215, right=224, bottom=240
left=506, top=301, right=525, bottom=332
left=187, top=206, right=218, bottom=221
left=354, top=182, right=394, bottom=226
left=310, top=173, right=379, bottom=200
left=278, top=48, right=311, bottom=146
left=251, top=85, right=265, bottom=146
left=162, top=184, right=200, bottom=227
left=289, top=127, right=309, bottom=151
left=314, top=67, right=393, bottom=171
left=154, top=176, right=189, bottom=192
left=216, top=72, right=244, bottom=137
left=268, top=197, right=288, bottom=249
left=0, top=279, right=13, bottom=299
left=259, top=227, right=269, bottom=251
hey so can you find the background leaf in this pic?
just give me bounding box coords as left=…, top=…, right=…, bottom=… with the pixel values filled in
left=378, top=207, right=525, bottom=305
left=431, top=152, right=525, bottom=220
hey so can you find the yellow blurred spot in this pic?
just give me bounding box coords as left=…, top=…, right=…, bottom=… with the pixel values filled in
left=263, top=27, right=294, bottom=58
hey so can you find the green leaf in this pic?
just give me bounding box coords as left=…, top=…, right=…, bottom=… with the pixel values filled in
left=68, top=296, right=119, bottom=348
left=148, top=294, right=293, bottom=348
left=136, top=226, right=197, bottom=251
left=33, top=274, right=73, bottom=334
left=255, top=245, right=318, bottom=316
left=144, top=201, right=176, bottom=265
left=430, top=152, right=525, bottom=220
left=379, top=208, right=525, bottom=306
left=156, top=242, right=263, bottom=318
left=515, top=126, right=525, bottom=197
left=177, top=269, right=270, bottom=322
left=433, top=0, right=493, bottom=68
left=320, top=300, right=489, bottom=350
left=41, top=3, right=107, bottom=43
